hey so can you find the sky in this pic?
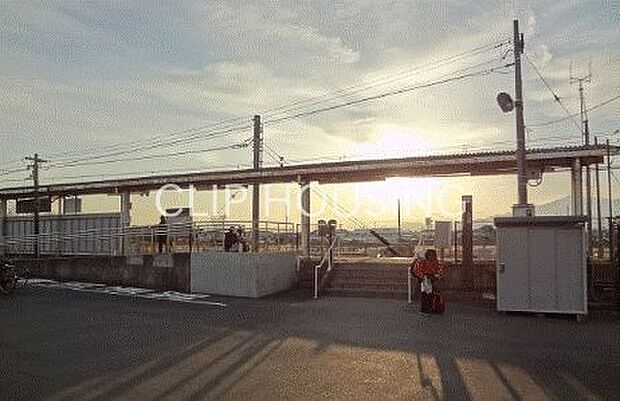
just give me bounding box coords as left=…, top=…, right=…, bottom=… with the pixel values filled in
left=1, top=0, right=619, bottom=226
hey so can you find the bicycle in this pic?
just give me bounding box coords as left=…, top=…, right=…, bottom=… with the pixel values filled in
left=0, top=258, right=17, bottom=295
left=0, top=258, right=30, bottom=295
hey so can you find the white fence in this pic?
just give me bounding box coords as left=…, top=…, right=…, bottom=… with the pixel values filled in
left=3, top=213, right=122, bottom=255
left=2, top=218, right=297, bottom=256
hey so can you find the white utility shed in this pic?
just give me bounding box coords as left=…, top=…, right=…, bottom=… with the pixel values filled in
left=494, top=216, right=587, bottom=315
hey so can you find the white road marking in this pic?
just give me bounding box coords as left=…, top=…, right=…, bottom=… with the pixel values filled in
left=24, top=280, right=226, bottom=307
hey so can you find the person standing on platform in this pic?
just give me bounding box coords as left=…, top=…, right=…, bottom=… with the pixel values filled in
left=412, top=249, right=444, bottom=314
left=224, top=226, right=237, bottom=252
left=157, top=216, right=167, bottom=253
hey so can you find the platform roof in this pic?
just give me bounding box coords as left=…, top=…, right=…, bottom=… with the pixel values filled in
left=0, top=145, right=615, bottom=200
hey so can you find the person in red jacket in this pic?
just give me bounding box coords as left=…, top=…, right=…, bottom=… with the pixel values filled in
left=411, top=249, right=443, bottom=314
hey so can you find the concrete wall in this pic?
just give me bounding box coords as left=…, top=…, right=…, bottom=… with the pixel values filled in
left=190, top=251, right=298, bottom=298
left=22, top=253, right=190, bottom=292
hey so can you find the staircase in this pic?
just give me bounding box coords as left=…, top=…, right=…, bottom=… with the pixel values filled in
left=323, top=259, right=409, bottom=299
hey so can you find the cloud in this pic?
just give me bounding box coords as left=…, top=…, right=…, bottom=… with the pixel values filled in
left=0, top=0, right=619, bottom=219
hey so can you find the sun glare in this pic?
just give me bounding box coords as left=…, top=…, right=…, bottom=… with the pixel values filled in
left=352, top=124, right=434, bottom=159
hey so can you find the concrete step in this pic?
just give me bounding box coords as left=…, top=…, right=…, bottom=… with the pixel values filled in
left=330, top=274, right=407, bottom=281
left=330, top=278, right=408, bottom=286
left=329, top=283, right=409, bottom=292
left=324, top=288, right=408, bottom=299
left=335, top=264, right=408, bottom=272
left=323, top=286, right=494, bottom=303
left=332, top=268, right=407, bottom=277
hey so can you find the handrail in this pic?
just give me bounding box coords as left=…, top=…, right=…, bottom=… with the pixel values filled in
left=2, top=219, right=297, bottom=256
left=314, top=236, right=339, bottom=299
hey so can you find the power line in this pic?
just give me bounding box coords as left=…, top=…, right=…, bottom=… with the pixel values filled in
left=264, top=143, right=286, bottom=167
left=45, top=139, right=251, bottom=169
left=261, top=40, right=511, bottom=121
left=43, top=117, right=251, bottom=166
left=311, top=186, right=369, bottom=229
left=46, top=124, right=252, bottom=169
left=265, top=63, right=515, bottom=126
left=38, top=164, right=252, bottom=184
left=527, top=94, right=620, bottom=127
left=523, top=54, right=582, bottom=133
left=0, top=40, right=510, bottom=171
left=39, top=49, right=505, bottom=169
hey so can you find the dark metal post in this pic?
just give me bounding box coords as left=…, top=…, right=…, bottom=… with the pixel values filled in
left=397, top=198, right=402, bottom=242
left=462, top=195, right=473, bottom=287
left=453, top=221, right=458, bottom=264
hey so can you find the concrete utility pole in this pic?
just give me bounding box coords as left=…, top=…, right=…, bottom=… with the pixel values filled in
left=607, top=139, right=614, bottom=263
left=571, top=69, right=593, bottom=254
left=595, top=137, right=603, bottom=258
left=25, top=153, right=47, bottom=258
left=513, top=19, right=528, bottom=207
left=252, top=115, right=263, bottom=251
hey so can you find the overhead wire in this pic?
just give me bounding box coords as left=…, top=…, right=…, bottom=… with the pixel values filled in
left=2, top=38, right=520, bottom=186
left=46, top=124, right=252, bottom=169
left=47, top=44, right=509, bottom=169
left=44, top=139, right=251, bottom=169
left=37, top=115, right=252, bottom=166
left=265, top=62, right=515, bottom=126
left=523, top=54, right=582, bottom=134
left=527, top=94, right=620, bottom=127
left=261, top=40, right=511, bottom=121
left=0, top=39, right=510, bottom=172
left=311, top=186, right=369, bottom=229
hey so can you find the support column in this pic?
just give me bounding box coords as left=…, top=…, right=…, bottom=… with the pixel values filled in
left=300, top=182, right=311, bottom=258
left=571, top=158, right=583, bottom=215
left=120, top=192, right=131, bottom=255
left=461, top=195, right=473, bottom=288
left=0, top=199, right=6, bottom=256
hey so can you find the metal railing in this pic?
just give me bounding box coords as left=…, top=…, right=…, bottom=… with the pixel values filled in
left=314, top=236, right=340, bottom=299
left=1, top=219, right=297, bottom=257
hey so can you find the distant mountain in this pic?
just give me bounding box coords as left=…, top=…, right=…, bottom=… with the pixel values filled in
left=535, top=196, right=620, bottom=219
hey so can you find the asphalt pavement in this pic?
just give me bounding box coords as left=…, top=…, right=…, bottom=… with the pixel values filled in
left=1, top=285, right=619, bottom=401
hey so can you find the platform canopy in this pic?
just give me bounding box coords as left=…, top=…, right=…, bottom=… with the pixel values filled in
left=0, top=145, right=616, bottom=200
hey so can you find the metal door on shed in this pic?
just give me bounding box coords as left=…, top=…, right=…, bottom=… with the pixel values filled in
left=496, top=226, right=529, bottom=311
left=528, top=227, right=557, bottom=312
left=555, top=227, right=587, bottom=313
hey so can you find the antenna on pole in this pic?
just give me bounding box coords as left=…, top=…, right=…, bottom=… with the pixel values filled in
left=570, top=62, right=594, bottom=256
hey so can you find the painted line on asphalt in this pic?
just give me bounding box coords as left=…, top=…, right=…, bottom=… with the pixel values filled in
left=23, top=280, right=226, bottom=307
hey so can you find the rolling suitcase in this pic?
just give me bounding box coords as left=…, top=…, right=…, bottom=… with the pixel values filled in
left=431, top=291, right=445, bottom=314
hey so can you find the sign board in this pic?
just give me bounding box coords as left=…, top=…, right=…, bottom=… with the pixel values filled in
left=435, top=221, right=453, bottom=248
left=63, top=197, right=82, bottom=214
left=16, top=197, right=51, bottom=214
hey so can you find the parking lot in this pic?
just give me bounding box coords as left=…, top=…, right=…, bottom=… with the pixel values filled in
left=1, top=285, right=619, bottom=401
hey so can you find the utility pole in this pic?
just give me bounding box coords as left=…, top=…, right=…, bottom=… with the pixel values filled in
left=513, top=19, right=528, bottom=208
left=571, top=68, right=593, bottom=255
left=252, top=115, right=263, bottom=252
left=595, top=137, right=603, bottom=259
left=397, top=198, right=401, bottom=242
left=607, top=139, right=613, bottom=263
left=25, top=153, right=47, bottom=258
